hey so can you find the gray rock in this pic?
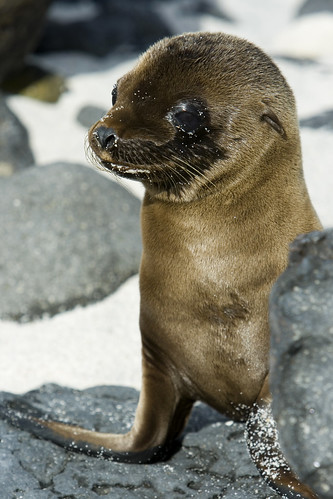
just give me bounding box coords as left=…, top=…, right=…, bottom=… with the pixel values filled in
left=34, top=0, right=233, bottom=60
left=0, top=384, right=279, bottom=498
left=0, top=0, right=52, bottom=83
left=1, top=64, right=66, bottom=103
left=270, top=229, right=333, bottom=499
left=174, top=0, right=233, bottom=21
left=0, top=94, right=35, bottom=176
left=76, top=105, right=107, bottom=129
left=300, top=109, right=333, bottom=130
left=36, top=0, right=171, bottom=57
left=296, top=0, right=333, bottom=17
left=0, top=162, right=142, bottom=321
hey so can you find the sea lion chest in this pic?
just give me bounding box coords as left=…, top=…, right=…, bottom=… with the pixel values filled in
left=139, top=194, right=270, bottom=410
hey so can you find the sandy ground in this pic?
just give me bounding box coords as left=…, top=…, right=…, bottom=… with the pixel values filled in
left=1, top=0, right=333, bottom=393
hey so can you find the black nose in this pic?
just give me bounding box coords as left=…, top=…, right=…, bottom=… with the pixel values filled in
left=94, top=126, right=117, bottom=148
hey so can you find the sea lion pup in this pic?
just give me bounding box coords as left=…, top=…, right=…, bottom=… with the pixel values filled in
left=0, top=33, right=322, bottom=498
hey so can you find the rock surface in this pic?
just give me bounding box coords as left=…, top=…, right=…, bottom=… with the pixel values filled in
left=0, top=93, right=34, bottom=177
left=300, top=109, right=333, bottom=129
left=0, top=94, right=35, bottom=176
left=1, top=64, right=66, bottom=103
left=36, top=0, right=171, bottom=56
left=270, top=229, right=333, bottom=499
left=0, top=0, right=51, bottom=83
left=296, top=0, right=333, bottom=17
left=0, top=384, right=279, bottom=499
left=35, top=0, right=233, bottom=57
left=0, top=163, right=142, bottom=321
left=76, top=105, right=107, bottom=129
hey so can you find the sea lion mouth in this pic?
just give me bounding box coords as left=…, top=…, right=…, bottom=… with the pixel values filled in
left=100, top=160, right=152, bottom=181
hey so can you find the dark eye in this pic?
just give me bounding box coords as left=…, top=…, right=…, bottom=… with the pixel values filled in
left=174, top=110, right=202, bottom=133
left=168, top=102, right=208, bottom=135
left=111, top=84, right=118, bottom=106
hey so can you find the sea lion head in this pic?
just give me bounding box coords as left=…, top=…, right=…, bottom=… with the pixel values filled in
left=88, top=32, right=299, bottom=203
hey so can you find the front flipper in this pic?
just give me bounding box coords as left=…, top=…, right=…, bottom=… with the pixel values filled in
left=0, top=397, right=172, bottom=463
left=245, top=377, right=318, bottom=499
left=0, top=360, right=192, bottom=464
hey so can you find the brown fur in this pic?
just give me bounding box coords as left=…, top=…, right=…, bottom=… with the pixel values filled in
left=3, top=33, right=322, bottom=498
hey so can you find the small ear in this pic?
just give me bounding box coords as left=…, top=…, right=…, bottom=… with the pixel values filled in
left=261, top=109, right=286, bottom=138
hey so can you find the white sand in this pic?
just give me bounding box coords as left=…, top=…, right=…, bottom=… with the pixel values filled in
left=1, top=3, right=333, bottom=394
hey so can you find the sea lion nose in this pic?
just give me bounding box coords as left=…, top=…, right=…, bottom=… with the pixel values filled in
left=94, top=126, right=117, bottom=149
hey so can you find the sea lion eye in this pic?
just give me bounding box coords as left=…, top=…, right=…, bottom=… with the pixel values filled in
left=111, top=84, right=118, bottom=106
left=169, top=102, right=207, bottom=135
left=174, top=111, right=201, bottom=133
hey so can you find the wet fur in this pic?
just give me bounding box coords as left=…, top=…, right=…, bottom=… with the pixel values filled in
left=1, top=33, right=322, bottom=498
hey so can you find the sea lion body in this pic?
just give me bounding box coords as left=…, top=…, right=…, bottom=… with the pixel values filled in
left=139, top=186, right=315, bottom=419
left=0, top=33, right=321, bottom=498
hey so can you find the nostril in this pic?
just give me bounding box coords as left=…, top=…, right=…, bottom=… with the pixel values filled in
left=93, top=126, right=117, bottom=149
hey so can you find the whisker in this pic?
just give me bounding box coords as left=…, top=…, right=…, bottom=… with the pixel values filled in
left=170, top=152, right=217, bottom=194
left=85, top=132, right=225, bottom=200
